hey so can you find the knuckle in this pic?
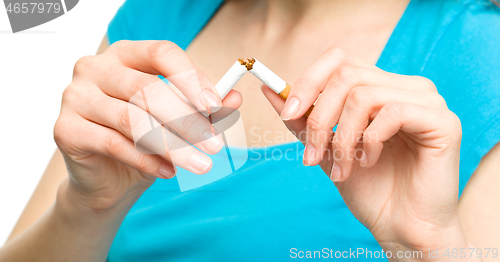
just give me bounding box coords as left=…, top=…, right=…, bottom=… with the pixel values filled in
left=134, top=154, right=150, bottom=171
left=363, top=129, right=378, bottom=144
left=104, top=133, right=125, bottom=156
left=332, top=135, right=349, bottom=152
left=129, top=76, right=157, bottom=96
left=447, top=111, right=463, bottom=140
left=118, top=107, right=132, bottom=133
left=337, top=65, right=360, bottom=84
left=183, top=69, right=201, bottom=86
left=415, top=76, right=437, bottom=92
left=147, top=41, right=179, bottom=61
left=61, top=85, right=78, bottom=104
left=325, top=46, right=348, bottom=60
left=294, top=76, right=314, bottom=89
left=411, top=89, right=447, bottom=109
left=165, top=136, right=184, bottom=153
left=177, top=113, right=202, bottom=134
left=306, top=115, right=326, bottom=133
left=108, top=40, right=130, bottom=51
left=53, top=119, right=69, bottom=147
left=383, top=102, right=405, bottom=117
left=431, top=110, right=463, bottom=154
left=54, top=117, right=79, bottom=152
left=73, top=55, right=96, bottom=75
left=429, top=93, right=448, bottom=108
left=346, top=86, right=374, bottom=109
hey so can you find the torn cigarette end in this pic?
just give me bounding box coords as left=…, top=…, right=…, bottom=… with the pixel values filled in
left=245, top=58, right=287, bottom=94
left=239, top=58, right=256, bottom=71
left=245, top=58, right=313, bottom=117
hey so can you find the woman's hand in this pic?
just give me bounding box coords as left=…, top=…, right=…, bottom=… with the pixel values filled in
left=54, top=40, right=241, bottom=213
left=0, top=40, right=244, bottom=262
left=263, top=47, right=473, bottom=260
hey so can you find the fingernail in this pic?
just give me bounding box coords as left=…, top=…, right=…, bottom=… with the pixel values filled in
left=202, top=130, right=223, bottom=153
left=189, top=154, right=212, bottom=173
left=303, top=142, right=316, bottom=166
left=202, top=90, right=222, bottom=113
left=330, top=162, right=342, bottom=182
left=281, top=97, right=300, bottom=121
left=158, top=163, right=176, bottom=179
left=359, top=151, right=368, bottom=167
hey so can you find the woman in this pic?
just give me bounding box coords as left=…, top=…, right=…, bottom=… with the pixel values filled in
left=1, top=0, right=499, bottom=261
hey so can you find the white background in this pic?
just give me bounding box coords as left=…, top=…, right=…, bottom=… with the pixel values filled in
left=0, top=0, right=124, bottom=245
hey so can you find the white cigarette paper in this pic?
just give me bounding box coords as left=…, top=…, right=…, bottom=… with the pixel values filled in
left=215, top=61, right=247, bottom=100
left=248, top=59, right=287, bottom=94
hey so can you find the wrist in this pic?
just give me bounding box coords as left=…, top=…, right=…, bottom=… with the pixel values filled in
left=31, top=178, right=142, bottom=261
left=378, top=220, right=481, bottom=262
left=56, top=177, right=144, bottom=218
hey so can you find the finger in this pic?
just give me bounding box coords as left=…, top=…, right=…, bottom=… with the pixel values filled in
left=54, top=114, right=176, bottom=179
left=299, top=66, right=440, bottom=167
left=306, top=86, right=447, bottom=166
left=220, top=89, right=242, bottom=109
left=106, top=40, right=222, bottom=113
left=129, top=79, right=225, bottom=155
left=262, top=84, right=285, bottom=113
left=72, top=94, right=215, bottom=174
left=282, top=59, right=436, bottom=121
left=280, top=47, right=377, bottom=120
left=362, top=102, right=461, bottom=169
left=261, top=84, right=308, bottom=141
left=85, top=64, right=242, bottom=120
left=85, top=63, right=164, bottom=103
left=76, top=83, right=224, bottom=156
left=210, top=89, right=243, bottom=123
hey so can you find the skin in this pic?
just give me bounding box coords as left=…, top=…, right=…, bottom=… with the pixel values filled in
left=1, top=0, right=499, bottom=261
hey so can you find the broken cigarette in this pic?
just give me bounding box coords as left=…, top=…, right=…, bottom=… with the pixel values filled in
left=213, top=58, right=313, bottom=117
left=241, top=58, right=313, bottom=117
left=215, top=61, right=248, bottom=100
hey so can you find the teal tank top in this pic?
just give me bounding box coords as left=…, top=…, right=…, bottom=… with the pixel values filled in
left=106, top=0, right=500, bottom=261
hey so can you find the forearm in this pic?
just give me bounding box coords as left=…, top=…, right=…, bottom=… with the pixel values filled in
left=459, top=143, right=500, bottom=262
left=0, top=179, right=139, bottom=262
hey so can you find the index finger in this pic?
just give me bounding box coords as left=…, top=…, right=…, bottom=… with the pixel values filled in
left=108, top=40, right=222, bottom=113
left=281, top=47, right=377, bottom=120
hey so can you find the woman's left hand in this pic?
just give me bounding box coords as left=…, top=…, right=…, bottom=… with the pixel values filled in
left=262, top=47, right=475, bottom=260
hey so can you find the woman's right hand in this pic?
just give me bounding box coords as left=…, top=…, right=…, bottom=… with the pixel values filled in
left=54, top=40, right=241, bottom=213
